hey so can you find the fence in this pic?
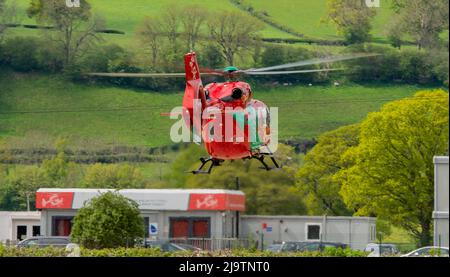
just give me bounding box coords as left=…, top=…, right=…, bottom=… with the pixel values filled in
left=169, top=237, right=254, bottom=251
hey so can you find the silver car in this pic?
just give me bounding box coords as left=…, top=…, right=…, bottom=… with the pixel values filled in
left=365, top=243, right=399, bottom=257
left=16, top=236, right=71, bottom=248
left=401, top=246, right=449, bottom=257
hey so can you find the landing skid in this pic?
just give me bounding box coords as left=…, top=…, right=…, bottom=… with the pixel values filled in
left=253, top=154, right=281, bottom=171
left=189, top=154, right=281, bottom=174
left=189, top=158, right=224, bottom=175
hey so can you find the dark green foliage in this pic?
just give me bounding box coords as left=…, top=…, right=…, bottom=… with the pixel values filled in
left=345, top=44, right=447, bottom=85
left=1, top=37, right=41, bottom=72
left=81, top=44, right=127, bottom=73
left=296, top=125, right=359, bottom=216
left=251, top=44, right=318, bottom=84
left=198, top=43, right=226, bottom=69
left=0, top=36, right=63, bottom=72
left=70, top=191, right=145, bottom=249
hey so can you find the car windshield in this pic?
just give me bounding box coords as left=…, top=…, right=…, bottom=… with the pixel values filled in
left=20, top=239, right=38, bottom=246
left=282, top=242, right=299, bottom=252
left=267, top=244, right=282, bottom=251
left=366, top=244, right=396, bottom=253
left=43, top=238, right=69, bottom=245
left=380, top=246, right=395, bottom=254
left=300, top=243, right=320, bottom=251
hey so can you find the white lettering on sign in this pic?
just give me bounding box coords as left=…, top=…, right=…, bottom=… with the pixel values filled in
left=66, top=0, right=80, bottom=8
left=196, top=195, right=219, bottom=209
left=42, top=194, right=64, bottom=207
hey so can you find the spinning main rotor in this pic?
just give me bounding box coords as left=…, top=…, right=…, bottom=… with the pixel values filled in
left=87, top=53, right=379, bottom=79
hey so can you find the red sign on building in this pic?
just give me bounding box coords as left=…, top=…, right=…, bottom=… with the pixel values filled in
left=188, top=193, right=245, bottom=211
left=36, top=192, right=74, bottom=209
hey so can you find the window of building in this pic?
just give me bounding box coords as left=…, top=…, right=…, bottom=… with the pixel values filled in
left=306, top=224, right=321, bottom=241
left=16, top=225, right=27, bottom=240
left=371, top=225, right=376, bottom=241
left=32, top=225, right=41, bottom=237
left=144, top=217, right=150, bottom=238
left=169, top=217, right=211, bottom=238
left=52, top=216, right=74, bottom=236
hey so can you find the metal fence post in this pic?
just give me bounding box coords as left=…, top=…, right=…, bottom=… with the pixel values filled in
left=260, top=232, right=264, bottom=251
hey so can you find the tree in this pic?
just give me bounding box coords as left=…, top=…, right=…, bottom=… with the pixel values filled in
left=160, top=3, right=181, bottom=54
left=198, top=43, right=225, bottom=69
left=208, top=11, right=264, bottom=65
left=71, top=191, right=145, bottom=249
left=137, top=17, right=163, bottom=69
left=27, top=0, right=104, bottom=68
left=325, top=0, right=377, bottom=43
left=82, top=163, right=145, bottom=189
left=390, top=0, right=449, bottom=49
left=296, top=125, right=359, bottom=216
left=338, top=90, right=449, bottom=246
left=386, top=17, right=404, bottom=49
left=41, top=139, right=81, bottom=187
left=375, top=219, right=392, bottom=244
left=180, top=5, right=208, bottom=51
left=0, top=166, right=47, bottom=211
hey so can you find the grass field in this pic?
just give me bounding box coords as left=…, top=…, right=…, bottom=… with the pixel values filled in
left=9, top=0, right=397, bottom=46
left=246, top=0, right=394, bottom=41
left=10, top=0, right=298, bottom=46
left=0, top=70, right=438, bottom=149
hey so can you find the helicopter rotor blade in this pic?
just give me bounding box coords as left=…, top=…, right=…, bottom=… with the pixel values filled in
left=86, top=72, right=223, bottom=78
left=87, top=72, right=185, bottom=78
left=244, top=68, right=344, bottom=75
left=246, top=53, right=380, bottom=73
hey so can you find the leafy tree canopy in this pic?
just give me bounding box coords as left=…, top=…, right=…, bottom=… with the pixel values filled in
left=296, top=124, right=359, bottom=216
left=71, top=191, right=145, bottom=249
left=338, top=90, right=449, bottom=246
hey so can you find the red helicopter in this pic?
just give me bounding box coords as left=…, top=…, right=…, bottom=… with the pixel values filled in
left=89, top=52, right=377, bottom=174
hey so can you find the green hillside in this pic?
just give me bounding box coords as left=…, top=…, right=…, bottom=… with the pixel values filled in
left=11, top=0, right=298, bottom=45
left=245, top=0, right=394, bottom=41
left=0, top=70, right=433, bottom=149
left=10, top=0, right=395, bottom=45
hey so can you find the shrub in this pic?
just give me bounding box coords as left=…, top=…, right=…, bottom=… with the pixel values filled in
left=81, top=44, right=127, bottom=73
left=254, top=44, right=319, bottom=84
left=0, top=244, right=67, bottom=257
left=345, top=44, right=445, bottom=85
left=1, top=37, right=41, bottom=72
left=70, top=191, right=145, bottom=249
left=0, top=245, right=369, bottom=257
left=0, top=36, right=63, bottom=73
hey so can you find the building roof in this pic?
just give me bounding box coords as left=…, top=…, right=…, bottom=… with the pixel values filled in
left=36, top=188, right=245, bottom=212
left=37, top=188, right=244, bottom=195
left=434, top=156, right=449, bottom=164
left=0, top=211, right=41, bottom=220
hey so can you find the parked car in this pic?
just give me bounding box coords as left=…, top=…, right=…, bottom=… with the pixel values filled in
left=144, top=240, right=201, bottom=252
left=265, top=244, right=283, bottom=253
left=16, top=237, right=71, bottom=248
left=280, top=241, right=348, bottom=252
left=401, top=247, right=449, bottom=257
left=364, top=243, right=399, bottom=257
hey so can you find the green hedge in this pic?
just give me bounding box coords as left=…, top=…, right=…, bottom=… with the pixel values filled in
left=0, top=245, right=368, bottom=257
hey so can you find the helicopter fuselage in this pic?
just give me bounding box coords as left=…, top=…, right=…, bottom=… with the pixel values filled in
left=200, top=81, right=271, bottom=160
